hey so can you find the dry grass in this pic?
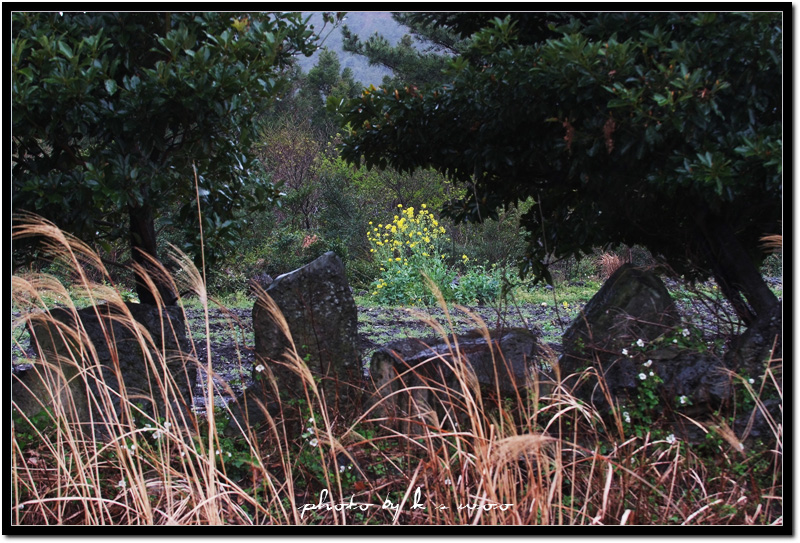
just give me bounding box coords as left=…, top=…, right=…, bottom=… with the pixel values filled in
left=595, top=252, right=628, bottom=280
left=760, top=233, right=782, bottom=254
left=11, top=215, right=783, bottom=526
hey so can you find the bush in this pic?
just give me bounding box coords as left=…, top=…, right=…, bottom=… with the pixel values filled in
left=207, top=226, right=333, bottom=294
left=368, top=203, right=454, bottom=305
left=453, top=264, right=503, bottom=305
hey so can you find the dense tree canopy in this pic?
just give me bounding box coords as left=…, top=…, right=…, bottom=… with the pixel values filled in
left=12, top=12, right=318, bottom=303
left=341, top=12, right=467, bottom=88
left=340, top=12, right=782, bottom=326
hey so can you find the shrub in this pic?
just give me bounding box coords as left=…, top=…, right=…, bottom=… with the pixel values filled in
left=367, top=203, right=454, bottom=305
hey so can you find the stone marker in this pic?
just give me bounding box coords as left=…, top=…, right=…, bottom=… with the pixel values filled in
left=231, top=252, right=361, bottom=430
left=369, top=327, right=543, bottom=432
left=559, top=264, right=680, bottom=409
left=15, top=302, right=195, bottom=434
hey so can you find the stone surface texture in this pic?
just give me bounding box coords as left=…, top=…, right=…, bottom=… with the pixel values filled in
left=17, top=302, right=194, bottom=432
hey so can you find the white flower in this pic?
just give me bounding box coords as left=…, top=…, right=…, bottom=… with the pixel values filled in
left=639, top=373, right=647, bottom=381
left=748, top=378, right=755, bottom=384
left=152, top=431, right=162, bottom=440
left=636, top=339, right=645, bottom=348
left=227, top=452, right=232, bottom=458
left=623, top=411, right=631, bottom=424
left=163, top=421, right=171, bottom=429
left=180, top=451, right=186, bottom=457
left=682, top=328, right=690, bottom=337
left=541, top=302, right=547, bottom=307
left=309, top=438, right=318, bottom=447
left=673, top=339, right=678, bottom=344
left=649, top=371, right=655, bottom=377
left=340, top=464, right=347, bottom=473
left=666, top=434, right=676, bottom=444
left=679, top=396, right=688, bottom=405
left=308, top=417, right=315, bottom=424
left=255, top=364, right=265, bottom=373
left=622, top=348, right=629, bottom=356
left=216, top=450, right=221, bottom=456
left=117, top=479, right=126, bottom=489
left=643, top=360, right=653, bottom=368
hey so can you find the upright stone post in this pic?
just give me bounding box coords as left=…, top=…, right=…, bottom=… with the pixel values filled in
left=237, top=252, right=361, bottom=430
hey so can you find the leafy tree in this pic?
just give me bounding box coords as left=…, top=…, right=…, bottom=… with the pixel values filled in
left=12, top=12, right=318, bottom=304
left=298, top=48, right=362, bottom=136
left=339, top=12, right=782, bottom=328
left=341, top=12, right=467, bottom=88
left=257, top=122, right=322, bottom=230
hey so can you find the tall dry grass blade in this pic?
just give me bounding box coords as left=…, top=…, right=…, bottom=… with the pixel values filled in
left=760, top=233, right=782, bottom=254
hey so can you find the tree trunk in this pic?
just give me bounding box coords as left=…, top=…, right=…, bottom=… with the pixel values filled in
left=694, top=211, right=779, bottom=327
left=129, top=202, right=176, bottom=306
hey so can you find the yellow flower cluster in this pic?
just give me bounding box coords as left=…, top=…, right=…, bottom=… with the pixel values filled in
left=367, top=203, right=447, bottom=261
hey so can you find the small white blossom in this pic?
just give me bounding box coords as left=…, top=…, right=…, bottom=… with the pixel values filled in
left=622, top=348, right=629, bottom=356
left=666, top=434, right=676, bottom=444
left=152, top=431, right=162, bottom=440
left=340, top=464, right=347, bottom=473
left=309, top=438, right=318, bottom=447
left=748, top=378, right=755, bottom=384
left=682, top=328, right=690, bottom=337
left=216, top=450, right=221, bottom=456
left=227, top=452, right=232, bottom=458
left=643, top=360, right=653, bottom=368
left=679, top=396, right=688, bottom=405
left=623, top=411, right=631, bottom=424
left=636, top=339, right=645, bottom=348
left=649, top=371, right=655, bottom=377
left=308, top=417, right=315, bottom=424
left=541, top=302, right=547, bottom=307
left=444, top=478, right=452, bottom=486
left=673, top=339, right=678, bottom=344
left=255, top=364, right=265, bottom=373
left=163, top=421, right=171, bottom=429
left=117, top=479, right=126, bottom=489
left=639, top=373, right=647, bottom=381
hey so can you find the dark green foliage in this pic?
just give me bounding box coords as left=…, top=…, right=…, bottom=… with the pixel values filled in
left=298, top=48, right=363, bottom=137
left=339, top=12, right=782, bottom=324
left=12, top=12, right=317, bottom=302
left=342, top=12, right=467, bottom=88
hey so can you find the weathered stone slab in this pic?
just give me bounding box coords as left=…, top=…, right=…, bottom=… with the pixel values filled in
left=235, top=252, right=361, bottom=429
left=369, top=328, right=543, bottom=432
left=16, top=302, right=195, bottom=432
left=559, top=264, right=680, bottom=409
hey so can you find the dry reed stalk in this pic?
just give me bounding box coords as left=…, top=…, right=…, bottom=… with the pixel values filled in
left=596, top=252, right=628, bottom=280
left=760, top=233, right=782, bottom=254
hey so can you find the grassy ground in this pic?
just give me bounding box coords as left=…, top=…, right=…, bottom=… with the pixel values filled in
left=11, top=220, right=783, bottom=526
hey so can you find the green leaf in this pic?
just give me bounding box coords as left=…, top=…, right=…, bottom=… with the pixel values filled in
left=104, top=79, right=117, bottom=96
left=57, top=41, right=74, bottom=59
